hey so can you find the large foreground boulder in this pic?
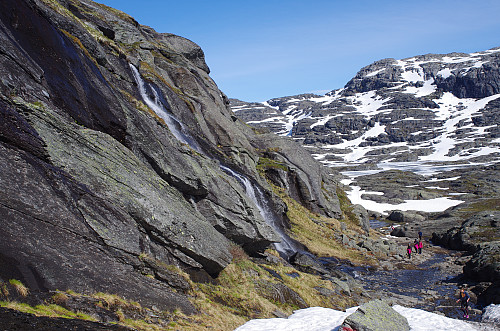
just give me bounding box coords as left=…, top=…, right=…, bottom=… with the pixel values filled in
left=340, top=300, right=410, bottom=331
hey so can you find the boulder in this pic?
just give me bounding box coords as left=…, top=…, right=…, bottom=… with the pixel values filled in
left=387, top=210, right=425, bottom=224
left=432, top=211, right=500, bottom=252
left=255, top=280, right=308, bottom=309
left=340, top=300, right=410, bottom=331
left=353, top=204, right=371, bottom=235
left=482, top=304, right=500, bottom=324
left=390, top=226, right=408, bottom=237
left=463, top=241, right=500, bottom=282
left=478, top=283, right=500, bottom=305
left=290, top=251, right=328, bottom=275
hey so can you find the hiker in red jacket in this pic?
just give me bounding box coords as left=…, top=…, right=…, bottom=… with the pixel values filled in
left=413, top=239, right=419, bottom=254
left=407, top=243, right=412, bottom=259
left=418, top=240, right=423, bottom=254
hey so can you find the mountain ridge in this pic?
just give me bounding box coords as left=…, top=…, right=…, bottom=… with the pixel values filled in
left=231, top=46, right=500, bottom=168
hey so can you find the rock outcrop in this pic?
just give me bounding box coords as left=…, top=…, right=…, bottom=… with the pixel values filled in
left=432, top=211, right=500, bottom=304
left=0, top=0, right=343, bottom=311
left=0, top=307, right=130, bottom=331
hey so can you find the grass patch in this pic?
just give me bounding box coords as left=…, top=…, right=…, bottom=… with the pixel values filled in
left=469, top=226, right=500, bottom=242
left=182, top=247, right=359, bottom=330
left=94, top=2, right=137, bottom=24
left=0, top=301, right=96, bottom=321
left=0, top=256, right=360, bottom=330
left=257, top=157, right=288, bottom=173
left=51, top=292, right=69, bottom=305
left=9, top=279, right=29, bottom=297
left=336, top=187, right=359, bottom=226
left=461, top=198, right=500, bottom=213
left=91, top=292, right=140, bottom=310
left=270, top=184, right=374, bottom=264
left=40, top=0, right=78, bottom=21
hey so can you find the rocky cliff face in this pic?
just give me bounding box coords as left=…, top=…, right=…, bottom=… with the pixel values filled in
left=0, top=0, right=343, bottom=312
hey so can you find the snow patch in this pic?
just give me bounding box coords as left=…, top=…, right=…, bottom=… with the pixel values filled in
left=403, top=79, right=436, bottom=97
left=366, top=68, right=386, bottom=77
left=347, top=185, right=463, bottom=214
left=437, top=68, right=453, bottom=79
left=236, top=305, right=480, bottom=331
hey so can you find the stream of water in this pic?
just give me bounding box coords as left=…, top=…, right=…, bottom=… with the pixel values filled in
left=333, top=251, right=477, bottom=321
left=130, top=64, right=298, bottom=258
left=129, top=64, right=202, bottom=152
left=220, top=165, right=299, bottom=257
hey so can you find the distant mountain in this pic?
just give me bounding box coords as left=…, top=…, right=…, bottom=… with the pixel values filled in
left=231, top=48, right=500, bottom=168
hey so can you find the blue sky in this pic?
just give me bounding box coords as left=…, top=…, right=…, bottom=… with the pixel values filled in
left=97, top=0, right=500, bottom=102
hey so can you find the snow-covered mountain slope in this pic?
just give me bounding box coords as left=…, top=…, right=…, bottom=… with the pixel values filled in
left=231, top=47, right=500, bottom=169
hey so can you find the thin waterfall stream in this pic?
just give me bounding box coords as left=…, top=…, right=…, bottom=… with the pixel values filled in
left=219, top=165, right=299, bottom=257
left=129, top=64, right=202, bottom=152
left=129, top=64, right=298, bottom=257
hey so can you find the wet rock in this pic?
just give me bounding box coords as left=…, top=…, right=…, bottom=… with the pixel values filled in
left=290, top=252, right=329, bottom=275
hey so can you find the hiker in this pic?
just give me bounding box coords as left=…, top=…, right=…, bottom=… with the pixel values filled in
left=418, top=231, right=422, bottom=241
left=413, top=239, right=419, bottom=253
left=418, top=240, right=423, bottom=254
left=407, top=243, right=412, bottom=259
left=456, top=288, right=470, bottom=319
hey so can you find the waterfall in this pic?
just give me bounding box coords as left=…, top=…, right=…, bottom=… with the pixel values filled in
left=129, top=64, right=202, bottom=153
left=220, top=165, right=298, bottom=258
left=130, top=63, right=298, bottom=258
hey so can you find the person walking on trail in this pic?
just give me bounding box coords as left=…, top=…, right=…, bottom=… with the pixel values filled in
left=407, top=243, right=412, bottom=259
left=418, top=231, right=423, bottom=241
left=413, top=239, right=419, bottom=254
left=418, top=240, right=423, bottom=254
left=456, top=288, right=470, bottom=319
